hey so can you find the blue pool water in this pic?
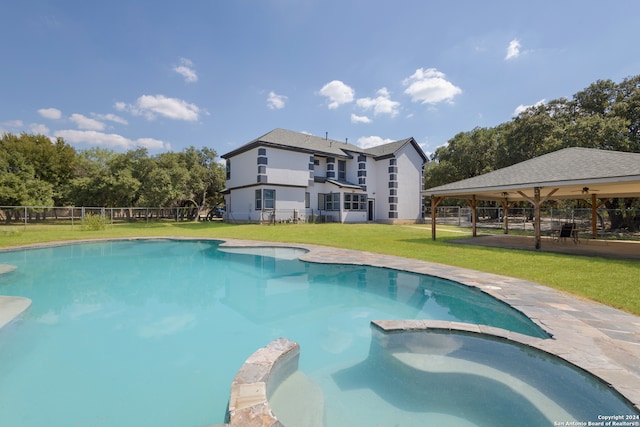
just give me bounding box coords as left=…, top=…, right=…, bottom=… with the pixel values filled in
left=0, top=240, right=633, bottom=426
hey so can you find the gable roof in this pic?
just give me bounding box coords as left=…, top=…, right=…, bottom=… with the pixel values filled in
left=364, top=137, right=428, bottom=162
left=221, top=128, right=427, bottom=162
left=424, top=147, right=640, bottom=200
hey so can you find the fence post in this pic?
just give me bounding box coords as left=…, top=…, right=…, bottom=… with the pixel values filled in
left=24, top=206, right=27, bottom=230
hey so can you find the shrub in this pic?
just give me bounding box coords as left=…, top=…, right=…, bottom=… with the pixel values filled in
left=82, top=213, right=108, bottom=231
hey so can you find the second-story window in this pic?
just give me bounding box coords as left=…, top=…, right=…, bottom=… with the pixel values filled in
left=338, top=160, right=346, bottom=181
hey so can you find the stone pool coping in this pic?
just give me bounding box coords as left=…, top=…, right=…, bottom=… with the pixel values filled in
left=214, top=238, right=640, bottom=417
left=1, top=237, right=639, bottom=423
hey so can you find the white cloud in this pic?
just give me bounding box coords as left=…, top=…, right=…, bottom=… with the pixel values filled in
left=267, top=91, right=287, bottom=109
left=116, top=95, right=200, bottom=121
left=173, top=57, right=198, bottom=83
left=92, top=113, right=128, bottom=125
left=505, top=39, right=521, bottom=60
left=1, top=119, right=23, bottom=128
left=356, top=135, right=394, bottom=149
left=70, top=113, right=105, bottom=131
left=29, top=123, right=50, bottom=135
left=356, top=87, right=400, bottom=117
left=351, top=114, right=371, bottom=124
left=318, top=80, right=355, bottom=109
left=54, top=129, right=167, bottom=151
left=513, top=99, right=546, bottom=116
left=38, top=108, right=62, bottom=120
left=403, top=68, right=462, bottom=105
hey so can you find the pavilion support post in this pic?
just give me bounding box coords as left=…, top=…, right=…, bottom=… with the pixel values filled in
left=518, top=187, right=558, bottom=250
left=591, top=194, right=597, bottom=238
left=430, top=196, right=444, bottom=241
left=533, top=187, right=541, bottom=249
left=585, top=194, right=609, bottom=239
left=500, top=199, right=514, bottom=235
left=467, top=195, right=478, bottom=237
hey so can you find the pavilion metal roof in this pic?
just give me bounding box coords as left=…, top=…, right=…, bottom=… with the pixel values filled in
left=423, top=147, right=640, bottom=201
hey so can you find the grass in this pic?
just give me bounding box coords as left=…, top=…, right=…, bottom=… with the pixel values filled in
left=1, top=221, right=639, bottom=315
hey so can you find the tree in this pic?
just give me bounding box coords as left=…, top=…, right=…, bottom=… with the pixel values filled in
left=0, top=133, right=76, bottom=206
left=425, top=127, right=499, bottom=188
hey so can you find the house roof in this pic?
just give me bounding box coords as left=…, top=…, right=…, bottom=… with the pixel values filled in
left=423, top=147, right=640, bottom=201
left=221, top=128, right=427, bottom=162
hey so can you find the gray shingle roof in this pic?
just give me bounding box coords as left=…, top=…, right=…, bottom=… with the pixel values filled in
left=424, top=147, right=640, bottom=200
left=221, top=128, right=426, bottom=161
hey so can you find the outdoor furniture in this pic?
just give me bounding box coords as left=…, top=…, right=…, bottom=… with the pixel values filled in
left=555, top=223, right=578, bottom=244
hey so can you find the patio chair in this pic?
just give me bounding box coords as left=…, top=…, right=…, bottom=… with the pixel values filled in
left=556, top=223, right=578, bottom=244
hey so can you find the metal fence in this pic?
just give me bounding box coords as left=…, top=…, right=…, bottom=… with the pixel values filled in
left=0, top=206, right=222, bottom=229
left=424, top=205, right=636, bottom=238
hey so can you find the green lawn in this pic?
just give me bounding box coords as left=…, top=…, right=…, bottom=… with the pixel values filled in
left=2, top=221, right=639, bottom=315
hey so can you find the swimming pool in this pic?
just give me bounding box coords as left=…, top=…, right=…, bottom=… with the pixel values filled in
left=0, top=239, right=636, bottom=426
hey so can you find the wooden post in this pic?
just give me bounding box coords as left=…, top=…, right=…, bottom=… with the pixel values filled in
left=430, top=196, right=444, bottom=241
left=518, top=188, right=558, bottom=250
left=467, top=195, right=478, bottom=237
left=533, top=187, right=541, bottom=250
left=591, top=194, right=597, bottom=238
left=584, top=194, right=609, bottom=239
left=500, top=199, right=513, bottom=235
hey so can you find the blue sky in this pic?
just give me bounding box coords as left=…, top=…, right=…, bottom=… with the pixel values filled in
left=1, top=1, right=639, bottom=159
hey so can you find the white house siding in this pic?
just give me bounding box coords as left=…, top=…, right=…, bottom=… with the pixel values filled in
left=224, top=186, right=306, bottom=223
left=224, top=187, right=257, bottom=222
left=395, top=144, right=424, bottom=222
left=226, top=148, right=260, bottom=188
left=263, top=148, right=311, bottom=186
left=371, top=160, right=390, bottom=222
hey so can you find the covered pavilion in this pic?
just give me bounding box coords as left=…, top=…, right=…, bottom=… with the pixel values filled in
left=423, top=147, right=640, bottom=249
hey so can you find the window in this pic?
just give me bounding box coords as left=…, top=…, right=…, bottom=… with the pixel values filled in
left=255, top=189, right=262, bottom=210
left=388, top=166, right=398, bottom=173
left=264, top=189, right=275, bottom=209
left=257, top=157, right=268, bottom=165
left=321, top=193, right=340, bottom=210
left=344, top=193, right=367, bottom=211
left=389, top=189, right=397, bottom=196
left=305, top=192, right=310, bottom=208
left=358, top=170, right=367, bottom=177
left=388, top=181, right=398, bottom=188
left=338, top=160, right=346, bottom=181
left=258, top=165, right=266, bottom=174
left=327, top=163, right=335, bottom=179
left=255, top=189, right=275, bottom=210
left=226, top=159, right=231, bottom=180
left=258, top=148, right=266, bottom=155
left=389, top=173, right=397, bottom=181
left=357, top=154, right=366, bottom=162
left=389, top=158, right=397, bottom=166
left=359, top=162, right=366, bottom=170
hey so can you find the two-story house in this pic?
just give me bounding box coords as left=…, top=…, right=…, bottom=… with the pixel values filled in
left=220, top=128, right=427, bottom=223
